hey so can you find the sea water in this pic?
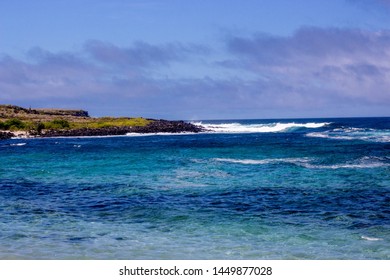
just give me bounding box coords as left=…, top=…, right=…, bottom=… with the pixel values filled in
left=0, top=117, right=389, bottom=259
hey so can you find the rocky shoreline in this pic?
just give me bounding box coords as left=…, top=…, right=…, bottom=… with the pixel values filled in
left=1, top=104, right=207, bottom=139
left=0, top=131, right=14, bottom=140
left=2, top=119, right=205, bottom=139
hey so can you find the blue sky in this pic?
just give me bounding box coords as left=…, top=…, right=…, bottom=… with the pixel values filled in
left=1, top=0, right=390, bottom=119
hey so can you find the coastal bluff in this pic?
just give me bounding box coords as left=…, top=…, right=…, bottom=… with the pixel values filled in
left=0, top=105, right=89, bottom=119
left=0, top=104, right=204, bottom=138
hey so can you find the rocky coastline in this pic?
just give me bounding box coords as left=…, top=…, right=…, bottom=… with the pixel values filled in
left=4, top=119, right=205, bottom=139
left=0, top=104, right=206, bottom=139
left=0, top=131, right=14, bottom=140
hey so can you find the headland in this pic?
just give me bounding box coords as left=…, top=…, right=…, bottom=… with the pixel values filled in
left=0, top=105, right=204, bottom=139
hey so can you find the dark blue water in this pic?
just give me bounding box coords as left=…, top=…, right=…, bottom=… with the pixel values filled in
left=0, top=117, right=389, bottom=259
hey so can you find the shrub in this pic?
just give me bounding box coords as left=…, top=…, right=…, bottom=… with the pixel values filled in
left=35, top=122, right=45, bottom=133
left=3, top=118, right=26, bottom=130
left=44, top=119, right=70, bottom=130
left=27, top=122, right=45, bottom=133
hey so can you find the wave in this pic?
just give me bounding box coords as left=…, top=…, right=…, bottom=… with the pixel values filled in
left=214, top=156, right=390, bottom=169
left=306, top=127, right=390, bottom=143
left=361, top=236, right=383, bottom=241
left=10, top=143, right=27, bottom=147
left=307, top=162, right=390, bottom=169
left=214, top=157, right=311, bottom=165
left=193, top=121, right=330, bottom=133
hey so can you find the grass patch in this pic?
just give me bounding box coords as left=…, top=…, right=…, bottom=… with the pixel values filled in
left=0, top=116, right=152, bottom=132
left=44, top=119, right=70, bottom=130
left=69, top=117, right=151, bottom=129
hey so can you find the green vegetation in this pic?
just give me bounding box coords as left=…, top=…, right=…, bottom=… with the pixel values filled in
left=0, top=117, right=151, bottom=132
left=32, top=122, right=45, bottom=134
left=69, top=117, right=151, bottom=129
left=0, top=104, right=152, bottom=135
left=0, top=118, right=26, bottom=130
left=44, top=119, right=70, bottom=130
left=0, top=118, right=70, bottom=131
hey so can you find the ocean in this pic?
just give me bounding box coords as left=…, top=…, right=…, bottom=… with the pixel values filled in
left=0, top=117, right=389, bottom=259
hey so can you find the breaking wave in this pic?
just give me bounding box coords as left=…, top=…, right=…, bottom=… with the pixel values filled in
left=193, top=121, right=330, bottom=133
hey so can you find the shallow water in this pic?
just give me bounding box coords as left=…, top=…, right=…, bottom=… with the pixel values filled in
left=0, top=117, right=389, bottom=259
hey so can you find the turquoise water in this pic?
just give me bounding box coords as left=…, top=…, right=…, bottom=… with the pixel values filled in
left=0, top=118, right=389, bottom=259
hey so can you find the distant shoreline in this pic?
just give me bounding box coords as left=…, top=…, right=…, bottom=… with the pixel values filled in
left=0, top=120, right=205, bottom=140
left=0, top=104, right=205, bottom=140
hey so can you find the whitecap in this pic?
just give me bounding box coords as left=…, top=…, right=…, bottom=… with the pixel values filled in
left=361, top=235, right=383, bottom=241
left=194, top=121, right=330, bottom=134
left=304, top=162, right=389, bottom=169
left=302, top=156, right=390, bottom=169
left=10, top=143, right=27, bottom=147
left=306, top=128, right=390, bottom=143
left=306, top=131, right=357, bottom=141
left=214, top=156, right=390, bottom=169
left=214, top=157, right=311, bottom=165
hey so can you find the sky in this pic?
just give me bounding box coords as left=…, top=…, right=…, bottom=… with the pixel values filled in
left=1, top=0, right=390, bottom=119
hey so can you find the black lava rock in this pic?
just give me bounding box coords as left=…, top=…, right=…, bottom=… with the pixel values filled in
left=0, top=131, right=15, bottom=140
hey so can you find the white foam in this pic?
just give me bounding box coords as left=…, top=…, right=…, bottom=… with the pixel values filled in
left=307, top=156, right=390, bottom=169
left=214, top=157, right=311, bottom=165
left=304, top=162, right=390, bottom=169
left=10, top=143, right=26, bottom=146
left=214, top=156, right=390, bottom=169
left=306, top=128, right=390, bottom=143
left=361, top=236, right=383, bottom=241
left=194, top=121, right=330, bottom=134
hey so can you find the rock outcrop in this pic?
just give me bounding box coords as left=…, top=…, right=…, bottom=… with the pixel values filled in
left=40, top=120, right=204, bottom=137
left=0, top=104, right=206, bottom=139
left=0, top=131, right=14, bottom=140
